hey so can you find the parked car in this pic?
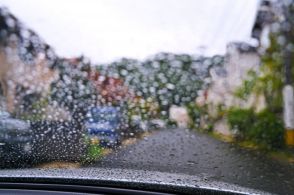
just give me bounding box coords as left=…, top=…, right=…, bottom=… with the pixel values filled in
left=0, top=111, right=32, bottom=163
left=85, top=107, right=122, bottom=148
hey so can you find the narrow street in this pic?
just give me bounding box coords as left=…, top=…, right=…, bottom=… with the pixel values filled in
left=90, top=128, right=294, bottom=195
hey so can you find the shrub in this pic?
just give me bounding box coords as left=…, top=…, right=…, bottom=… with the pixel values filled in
left=18, top=97, right=49, bottom=121
left=204, top=123, right=214, bottom=132
left=186, top=102, right=203, bottom=128
left=250, top=110, right=284, bottom=149
left=186, top=102, right=217, bottom=132
left=227, top=108, right=284, bottom=149
left=227, top=108, right=255, bottom=139
left=166, top=119, right=178, bottom=128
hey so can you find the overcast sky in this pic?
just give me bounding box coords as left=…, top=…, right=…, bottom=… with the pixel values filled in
left=0, top=0, right=260, bottom=63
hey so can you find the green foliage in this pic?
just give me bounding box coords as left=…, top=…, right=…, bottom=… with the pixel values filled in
left=203, top=123, right=214, bottom=132
left=227, top=108, right=255, bottom=139
left=19, top=97, right=49, bottom=121
left=216, top=104, right=226, bottom=119
left=86, top=144, right=103, bottom=161
left=186, top=102, right=215, bottom=131
left=231, top=34, right=286, bottom=149
left=131, top=53, right=204, bottom=115
left=186, top=102, right=203, bottom=129
left=126, top=98, right=159, bottom=121
left=227, top=108, right=284, bottom=149
left=97, top=53, right=223, bottom=118
left=166, top=119, right=178, bottom=128
left=234, top=70, right=258, bottom=100
left=82, top=136, right=104, bottom=162
left=235, top=35, right=284, bottom=113
left=250, top=111, right=284, bottom=149
left=51, top=57, right=96, bottom=112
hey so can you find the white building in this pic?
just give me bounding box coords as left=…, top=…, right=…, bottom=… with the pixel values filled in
left=196, top=0, right=276, bottom=134
left=204, top=42, right=265, bottom=116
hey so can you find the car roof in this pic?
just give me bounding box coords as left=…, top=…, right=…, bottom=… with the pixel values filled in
left=90, top=107, right=119, bottom=113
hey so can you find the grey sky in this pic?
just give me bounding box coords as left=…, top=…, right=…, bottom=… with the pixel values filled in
left=0, top=0, right=260, bottom=63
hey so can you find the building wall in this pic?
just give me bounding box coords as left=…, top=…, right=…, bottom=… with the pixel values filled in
left=205, top=43, right=265, bottom=115
left=197, top=43, right=267, bottom=135
left=169, top=105, right=190, bottom=128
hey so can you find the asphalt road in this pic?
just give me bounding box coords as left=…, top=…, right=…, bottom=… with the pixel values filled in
left=91, top=128, right=294, bottom=195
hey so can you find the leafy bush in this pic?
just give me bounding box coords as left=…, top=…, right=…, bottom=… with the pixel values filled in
left=227, top=108, right=255, bottom=139
left=227, top=108, right=284, bottom=149
left=166, top=119, right=178, bottom=128
left=186, top=103, right=216, bottom=131
left=82, top=136, right=104, bottom=163
left=186, top=102, right=203, bottom=128
left=18, top=97, right=49, bottom=121
left=250, top=111, right=284, bottom=149
left=204, top=123, right=214, bottom=132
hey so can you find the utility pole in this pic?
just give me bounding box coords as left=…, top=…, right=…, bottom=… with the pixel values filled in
left=282, top=0, right=294, bottom=146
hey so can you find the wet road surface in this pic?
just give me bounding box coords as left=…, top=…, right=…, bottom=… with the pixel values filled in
left=91, top=128, right=294, bottom=195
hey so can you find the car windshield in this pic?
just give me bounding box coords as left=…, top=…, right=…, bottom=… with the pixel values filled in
left=0, top=0, right=294, bottom=194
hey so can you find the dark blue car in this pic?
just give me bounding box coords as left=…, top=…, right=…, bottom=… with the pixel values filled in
left=0, top=111, right=32, bottom=163
left=85, top=107, right=122, bottom=147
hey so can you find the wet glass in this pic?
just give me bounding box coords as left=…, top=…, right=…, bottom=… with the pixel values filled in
left=0, top=0, right=294, bottom=194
